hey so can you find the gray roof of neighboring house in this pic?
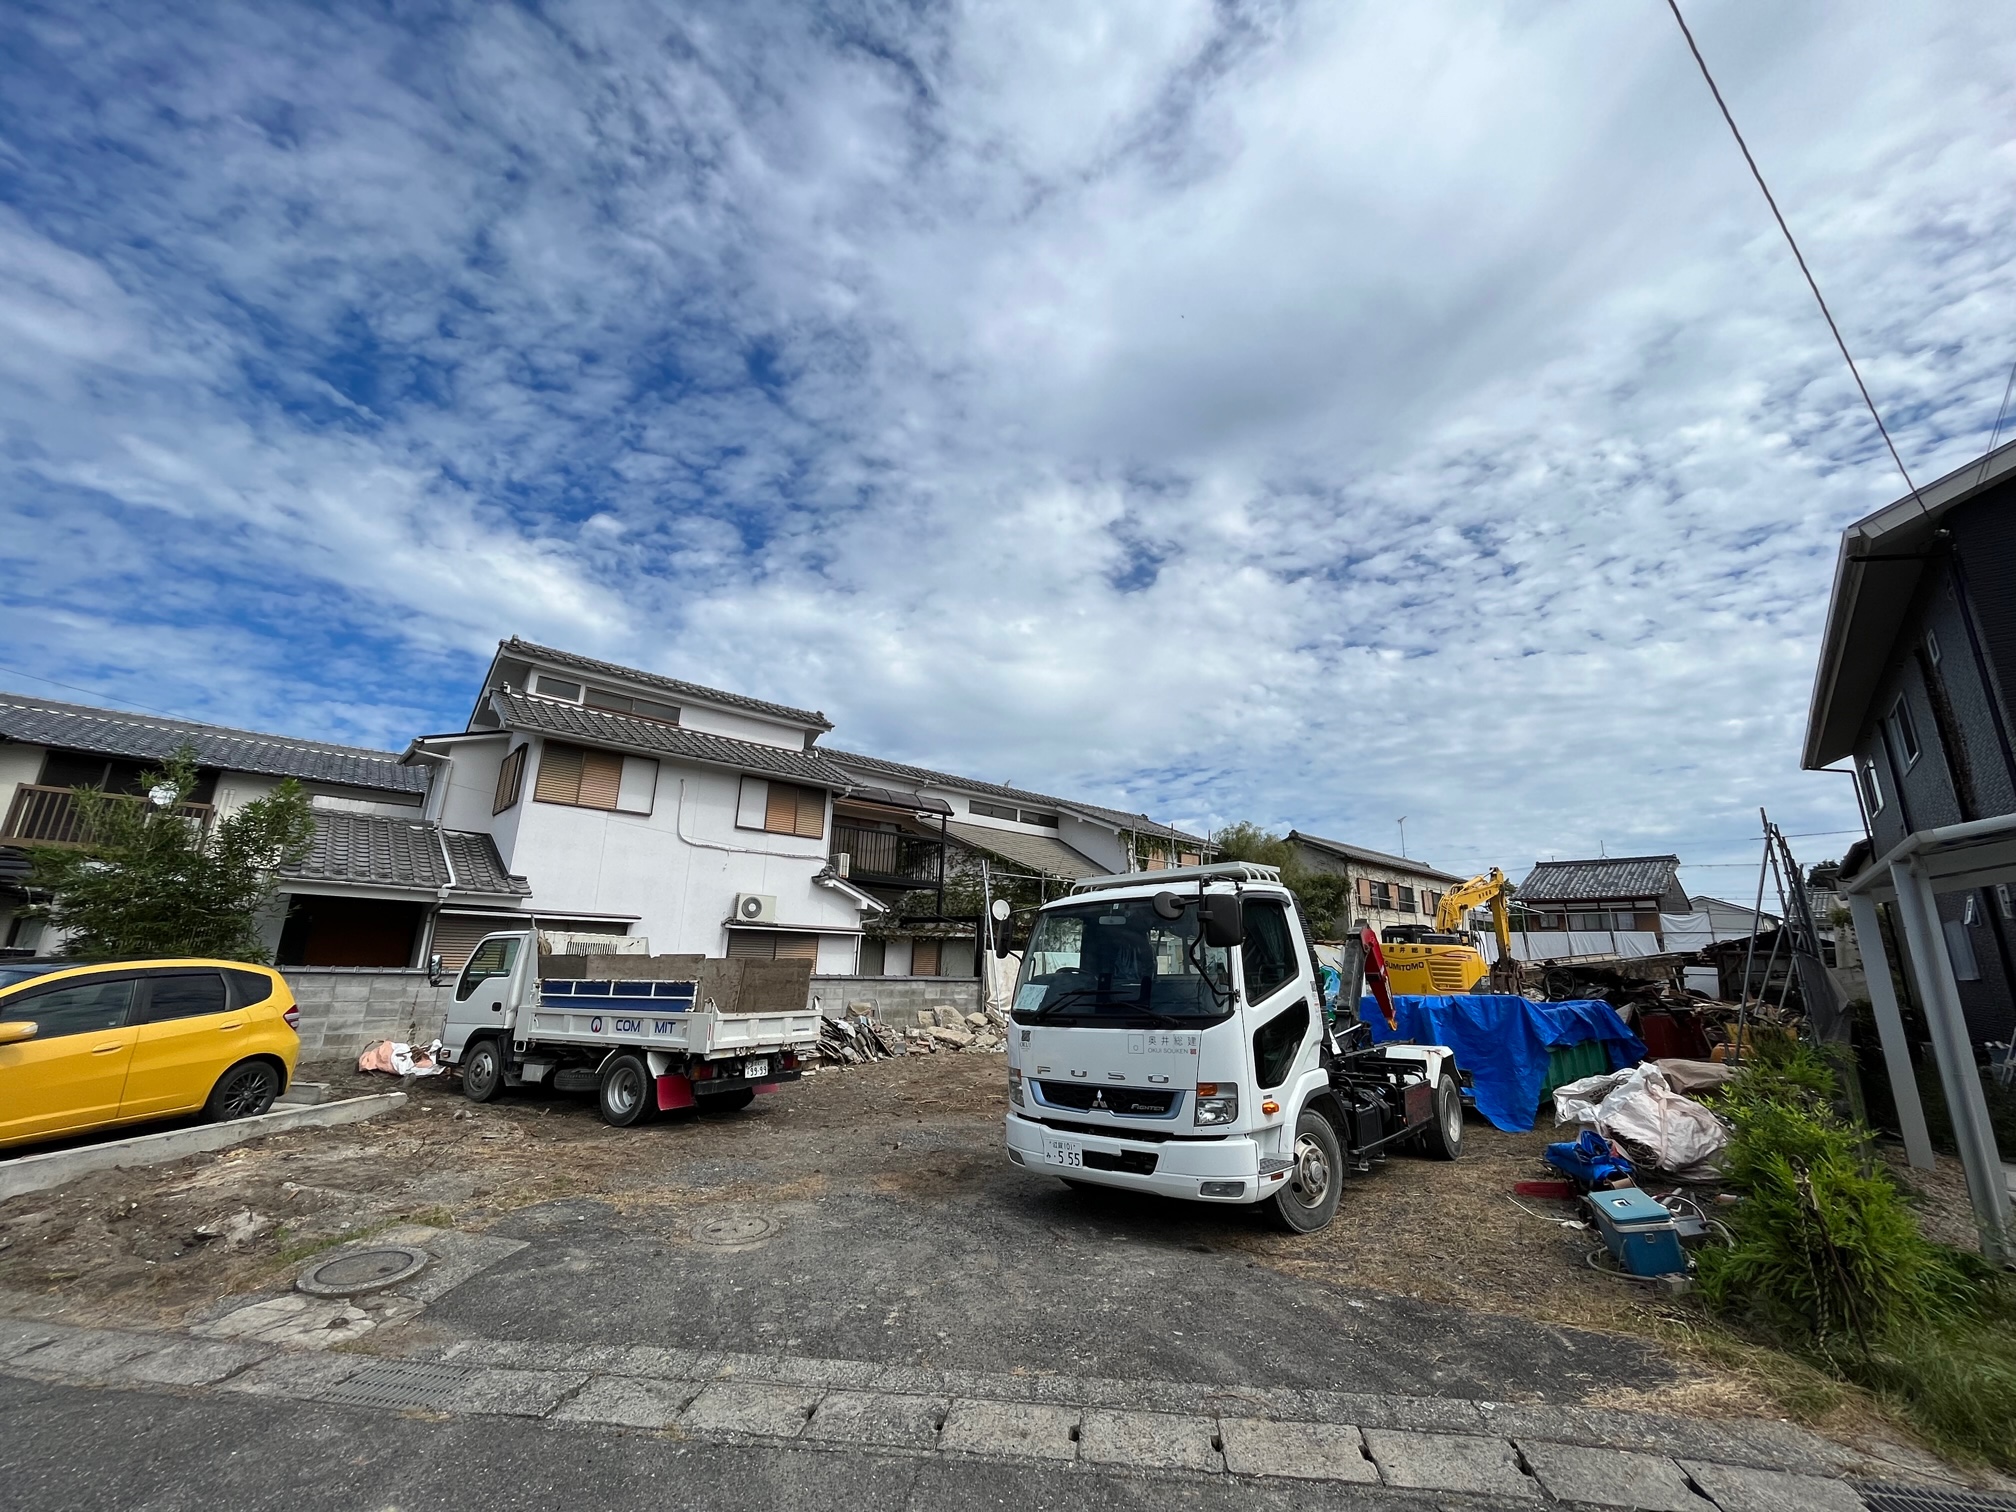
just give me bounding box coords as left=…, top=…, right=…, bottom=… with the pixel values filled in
left=497, top=638, right=832, bottom=731
left=823, top=749, right=1209, bottom=847
left=1804, top=437, right=2016, bottom=768
left=281, top=811, right=528, bottom=896
left=0, top=692, right=425, bottom=795
left=488, top=690, right=852, bottom=786
left=1288, top=831, right=1466, bottom=884
left=1518, top=855, right=1684, bottom=904
left=943, top=820, right=1106, bottom=880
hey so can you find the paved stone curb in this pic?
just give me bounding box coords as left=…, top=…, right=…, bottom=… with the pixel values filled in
left=0, top=1093, right=407, bottom=1201
left=0, top=1315, right=1924, bottom=1510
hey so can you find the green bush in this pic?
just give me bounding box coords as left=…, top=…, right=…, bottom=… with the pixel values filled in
left=1699, top=1042, right=2015, bottom=1468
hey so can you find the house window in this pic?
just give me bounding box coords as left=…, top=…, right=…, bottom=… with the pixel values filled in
left=970, top=801, right=1017, bottom=821
left=1889, top=698, right=1921, bottom=767
left=736, top=776, right=825, bottom=839
left=911, top=939, right=942, bottom=976
left=1395, top=886, right=1416, bottom=915
left=493, top=745, right=527, bottom=814
left=1422, top=891, right=1438, bottom=917
left=533, top=675, right=582, bottom=701
left=533, top=742, right=657, bottom=814
left=726, top=930, right=819, bottom=961
left=1367, top=880, right=1393, bottom=910
left=1858, top=756, right=1885, bottom=815
left=585, top=687, right=680, bottom=724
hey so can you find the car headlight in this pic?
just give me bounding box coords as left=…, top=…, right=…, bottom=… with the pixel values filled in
left=1008, top=1066, right=1025, bottom=1108
left=1194, top=1082, right=1238, bottom=1126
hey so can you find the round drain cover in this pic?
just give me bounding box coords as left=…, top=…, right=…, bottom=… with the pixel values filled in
left=296, top=1244, right=431, bottom=1298
left=691, top=1213, right=779, bottom=1248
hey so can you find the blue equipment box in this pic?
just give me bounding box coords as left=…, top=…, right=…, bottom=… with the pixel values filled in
left=1585, top=1186, right=1687, bottom=1277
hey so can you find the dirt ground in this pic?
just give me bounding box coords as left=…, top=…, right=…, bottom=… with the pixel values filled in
left=0, top=1052, right=1976, bottom=1458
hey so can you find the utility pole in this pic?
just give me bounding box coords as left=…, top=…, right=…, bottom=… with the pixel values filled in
left=1397, top=817, right=1407, bottom=858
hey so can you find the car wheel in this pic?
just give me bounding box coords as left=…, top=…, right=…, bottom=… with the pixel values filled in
left=206, top=1060, right=279, bottom=1123
left=598, top=1053, right=656, bottom=1128
left=698, top=1089, right=756, bottom=1113
left=461, top=1039, right=505, bottom=1104
left=1269, top=1109, right=1343, bottom=1233
left=1421, top=1073, right=1464, bottom=1161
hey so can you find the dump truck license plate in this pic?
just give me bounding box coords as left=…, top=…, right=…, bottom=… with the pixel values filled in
left=1041, top=1137, right=1082, bottom=1168
left=745, top=1058, right=769, bottom=1078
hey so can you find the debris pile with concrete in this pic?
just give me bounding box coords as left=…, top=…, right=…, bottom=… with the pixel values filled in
left=816, top=1003, right=1008, bottom=1065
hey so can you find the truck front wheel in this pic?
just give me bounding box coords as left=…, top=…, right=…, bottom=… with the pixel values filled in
left=1269, top=1110, right=1343, bottom=1233
left=598, top=1053, right=656, bottom=1128
left=461, top=1039, right=505, bottom=1104
left=1420, top=1074, right=1463, bottom=1161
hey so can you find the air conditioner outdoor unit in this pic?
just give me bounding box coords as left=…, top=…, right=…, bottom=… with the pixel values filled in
left=735, top=892, right=778, bottom=923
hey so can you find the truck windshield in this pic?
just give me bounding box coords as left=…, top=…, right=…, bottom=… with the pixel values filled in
left=1011, top=898, right=1232, bottom=1025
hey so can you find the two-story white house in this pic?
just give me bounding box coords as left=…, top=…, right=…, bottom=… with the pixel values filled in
left=404, top=640, right=884, bottom=973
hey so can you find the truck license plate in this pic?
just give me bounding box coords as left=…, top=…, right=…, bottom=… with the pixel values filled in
left=745, top=1058, right=769, bottom=1079
left=1041, top=1137, right=1082, bottom=1168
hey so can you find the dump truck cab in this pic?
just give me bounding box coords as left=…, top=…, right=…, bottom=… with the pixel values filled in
left=1002, top=864, right=1462, bottom=1232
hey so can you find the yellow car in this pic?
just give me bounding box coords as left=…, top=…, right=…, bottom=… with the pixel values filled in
left=0, top=958, right=299, bottom=1151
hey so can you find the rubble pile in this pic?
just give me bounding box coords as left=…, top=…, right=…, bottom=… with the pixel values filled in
left=815, top=1002, right=1008, bottom=1065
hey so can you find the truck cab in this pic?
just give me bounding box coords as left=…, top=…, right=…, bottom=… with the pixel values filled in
left=1002, top=864, right=1462, bottom=1231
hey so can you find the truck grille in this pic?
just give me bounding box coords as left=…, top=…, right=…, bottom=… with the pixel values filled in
left=1037, top=1082, right=1176, bottom=1117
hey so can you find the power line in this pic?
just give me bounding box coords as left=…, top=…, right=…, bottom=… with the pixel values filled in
left=1665, top=0, right=1928, bottom=517
left=0, top=662, right=200, bottom=724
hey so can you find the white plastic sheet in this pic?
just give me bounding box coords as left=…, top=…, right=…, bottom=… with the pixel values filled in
left=357, top=1039, right=445, bottom=1077
left=1553, top=1062, right=1727, bottom=1181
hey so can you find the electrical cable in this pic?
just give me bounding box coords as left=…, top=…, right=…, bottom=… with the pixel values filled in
left=1664, top=0, right=1929, bottom=518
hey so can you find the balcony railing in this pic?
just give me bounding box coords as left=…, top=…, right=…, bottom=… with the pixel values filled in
left=833, top=821, right=944, bottom=888
left=1, top=785, right=215, bottom=846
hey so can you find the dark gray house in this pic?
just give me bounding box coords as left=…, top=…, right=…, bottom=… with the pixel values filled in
left=1804, top=437, right=2015, bottom=1262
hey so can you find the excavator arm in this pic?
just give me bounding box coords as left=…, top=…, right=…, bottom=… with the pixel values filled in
left=1434, top=868, right=1519, bottom=988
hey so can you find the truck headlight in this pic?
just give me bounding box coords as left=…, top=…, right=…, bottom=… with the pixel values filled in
left=1194, top=1082, right=1238, bottom=1126
left=1008, top=1067, right=1024, bottom=1108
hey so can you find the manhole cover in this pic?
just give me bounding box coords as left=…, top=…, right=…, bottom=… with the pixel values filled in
left=691, top=1213, right=779, bottom=1248
left=297, top=1244, right=431, bottom=1297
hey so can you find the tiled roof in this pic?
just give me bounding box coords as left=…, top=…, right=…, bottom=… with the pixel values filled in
left=1517, top=856, right=1683, bottom=904
left=943, top=821, right=1106, bottom=880
left=0, top=693, right=425, bottom=795
left=1288, top=831, right=1465, bottom=885
left=823, top=749, right=1209, bottom=847
left=500, top=639, right=831, bottom=730
left=281, top=811, right=528, bottom=896
left=490, top=690, right=852, bottom=786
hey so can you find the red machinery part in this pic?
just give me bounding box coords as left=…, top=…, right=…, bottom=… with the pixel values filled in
left=1361, top=925, right=1397, bottom=1031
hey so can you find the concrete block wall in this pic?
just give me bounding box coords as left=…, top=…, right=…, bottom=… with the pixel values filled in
left=808, top=975, right=982, bottom=1023
left=282, top=968, right=454, bottom=1064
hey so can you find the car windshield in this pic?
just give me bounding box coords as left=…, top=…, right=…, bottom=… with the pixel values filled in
left=0, top=962, right=71, bottom=993
left=1010, top=897, right=1232, bottom=1025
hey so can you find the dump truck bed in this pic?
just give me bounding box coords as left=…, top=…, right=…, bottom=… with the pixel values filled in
left=529, top=978, right=820, bottom=1058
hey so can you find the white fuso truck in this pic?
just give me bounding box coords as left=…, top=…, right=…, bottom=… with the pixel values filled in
left=1002, top=863, right=1463, bottom=1231
left=439, top=932, right=820, bottom=1127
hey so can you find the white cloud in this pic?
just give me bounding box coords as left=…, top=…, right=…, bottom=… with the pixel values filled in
left=2, top=0, right=2013, bottom=882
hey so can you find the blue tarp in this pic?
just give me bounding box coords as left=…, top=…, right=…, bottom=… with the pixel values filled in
left=1361, top=994, right=1646, bottom=1133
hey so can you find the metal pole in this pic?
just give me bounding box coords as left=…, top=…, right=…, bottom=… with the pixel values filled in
left=1889, top=855, right=2011, bottom=1264
left=1845, top=891, right=1935, bottom=1169
left=1733, top=812, right=1772, bottom=1065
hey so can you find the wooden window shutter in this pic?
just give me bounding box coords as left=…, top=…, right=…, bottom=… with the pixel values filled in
left=534, top=743, right=584, bottom=804
left=793, top=786, right=824, bottom=840
left=727, top=930, right=775, bottom=959
left=579, top=750, right=623, bottom=810
left=493, top=746, right=526, bottom=813
left=911, top=939, right=941, bottom=975
left=774, top=933, right=818, bottom=962
left=1356, top=877, right=1373, bottom=906
left=765, top=782, right=799, bottom=834
left=430, top=914, right=506, bottom=972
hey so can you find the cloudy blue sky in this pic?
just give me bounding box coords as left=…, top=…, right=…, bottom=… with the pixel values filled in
left=4, top=2, right=2014, bottom=888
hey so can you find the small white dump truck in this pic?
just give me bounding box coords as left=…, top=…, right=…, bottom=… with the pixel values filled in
left=438, top=932, right=820, bottom=1127
left=1000, top=863, right=1463, bottom=1231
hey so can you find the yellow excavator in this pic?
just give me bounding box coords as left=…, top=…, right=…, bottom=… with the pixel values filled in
left=1378, top=867, right=1521, bottom=995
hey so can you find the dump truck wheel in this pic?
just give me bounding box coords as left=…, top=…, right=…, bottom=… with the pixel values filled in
left=1421, top=1074, right=1463, bottom=1160
left=598, top=1053, right=656, bottom=1128
left=461, top=1039, right=505, bottom=1103
left=1270, top=1109, right=1342, bottom=1233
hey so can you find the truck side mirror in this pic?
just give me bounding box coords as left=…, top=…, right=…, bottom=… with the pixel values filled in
left=427, top=953, right=446, bottom=988
left=993, top=932, right=1014, bottom=959
left=1201, top=892, right=1244, bottom=948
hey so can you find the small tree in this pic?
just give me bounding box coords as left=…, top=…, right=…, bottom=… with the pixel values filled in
left=23, top=745, right=316, bottom=963
left=1212, top=821, right=1353, bottom=938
